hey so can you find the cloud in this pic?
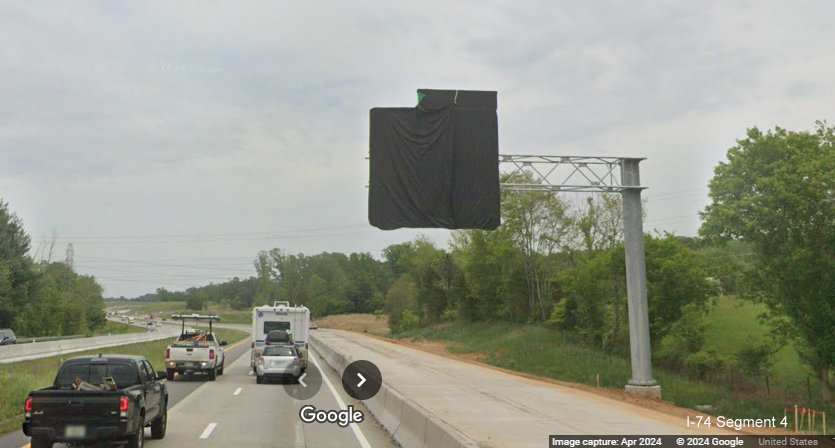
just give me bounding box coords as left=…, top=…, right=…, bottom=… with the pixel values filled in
left=2, top=0, right=834, bottom=296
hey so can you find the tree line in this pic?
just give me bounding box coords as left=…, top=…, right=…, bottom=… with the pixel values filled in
left=0, top=200, right=106, bottom=337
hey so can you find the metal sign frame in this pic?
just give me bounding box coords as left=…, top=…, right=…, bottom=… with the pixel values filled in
left=499, top=155, right=660, bottom=397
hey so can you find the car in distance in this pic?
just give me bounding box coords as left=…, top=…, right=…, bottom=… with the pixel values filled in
left=255, top=345, right=301, bottom=384
left=23, top=354, right=168, bottom=448
left=0, top=329, right=16, bottom=345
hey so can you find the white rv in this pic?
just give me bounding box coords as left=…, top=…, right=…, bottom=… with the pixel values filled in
left=251, top=302, right=310, bottom=371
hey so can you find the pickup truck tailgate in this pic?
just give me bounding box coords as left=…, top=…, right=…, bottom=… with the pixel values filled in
left=168, top=346, right=213, bottom=361
left=30, top=390, right=121, bottom=424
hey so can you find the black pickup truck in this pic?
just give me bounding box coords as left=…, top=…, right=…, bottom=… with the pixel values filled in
left=23, top=354, right=168, bottom=448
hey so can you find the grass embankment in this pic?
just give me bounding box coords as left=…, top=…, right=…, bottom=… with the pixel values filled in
left=0, top=328, right=249, bottom=434
left=322, top=297, right=831, bottom=434
left=317, top=313, right=390, bottom=336
left=702, top=296, right=810, bottom=391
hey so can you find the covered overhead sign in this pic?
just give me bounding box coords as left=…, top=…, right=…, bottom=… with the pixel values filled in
left=368, top=89, right=500, bottom=230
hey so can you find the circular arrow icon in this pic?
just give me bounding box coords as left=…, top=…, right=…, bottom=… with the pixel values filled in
left=283, top=364, right=322, bottom=400
left=341, top=360, right=382, bottom=400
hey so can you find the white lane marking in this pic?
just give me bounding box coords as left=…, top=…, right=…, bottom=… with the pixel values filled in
left=294, top=419, right=305, bottom=448
left=310, top=350, right=372, bottom=448
left=248, top=370, right=254, bottom=376
left=233, top=387, right=243, bottom=396
left=298, top=373, right=307, bottom=387
left=200, top=422, right=218, bottom=439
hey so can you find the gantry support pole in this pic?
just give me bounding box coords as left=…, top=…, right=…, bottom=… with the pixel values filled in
left=620, top=159, right=660, bottom=397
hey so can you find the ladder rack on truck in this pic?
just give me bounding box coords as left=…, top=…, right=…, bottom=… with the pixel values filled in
left=171, top=314, right=221, bottom=335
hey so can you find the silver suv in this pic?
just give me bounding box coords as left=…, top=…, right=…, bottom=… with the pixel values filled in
left=0, top=329, right=17, bottom=345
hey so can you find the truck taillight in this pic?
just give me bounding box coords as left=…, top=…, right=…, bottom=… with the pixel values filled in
left=293, top=357, right=299, bottom=364
left=25, top=398, right=32, bottom=413
left=258, top=357, right=265, bottom=364
left=165, top=348, right=170, bottom=359
left=119, top=396, right=129, bottom=412
left=209, top=349, right=215, bottom=360
left=251, top=341, right=254, bottom=349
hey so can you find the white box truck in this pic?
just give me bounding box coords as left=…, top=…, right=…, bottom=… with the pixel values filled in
left=251, top=302, right=310, bottom=372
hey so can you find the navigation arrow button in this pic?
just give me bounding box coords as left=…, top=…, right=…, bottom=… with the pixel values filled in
left=341, top=360, right=382, bottom=400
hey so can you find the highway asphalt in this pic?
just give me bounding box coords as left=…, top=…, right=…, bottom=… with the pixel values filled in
left=2, top=334, right=396, bottom=448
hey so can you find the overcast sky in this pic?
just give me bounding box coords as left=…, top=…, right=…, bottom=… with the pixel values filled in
left=1, top=1, right=833, bottom=298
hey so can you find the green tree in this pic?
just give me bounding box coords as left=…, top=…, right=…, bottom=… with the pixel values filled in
left=186, top=290, right=207, bottom=310
left=571, top=194, right=623, bottom=255
left=559, top=234, right=715, bottom=354
left=0, top=200, right=35, bottom=328
left=500, top=177, right=572, bottom=321
left=385, top=275, right=418, bottom=333
left=700, top=123, right=835, bottom=402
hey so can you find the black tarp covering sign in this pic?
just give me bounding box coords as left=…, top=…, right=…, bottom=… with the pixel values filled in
left=368, top=89, right=500, bottom=230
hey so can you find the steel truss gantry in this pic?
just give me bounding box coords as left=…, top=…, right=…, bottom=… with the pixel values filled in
left=498, top=154, right=660, bottom=398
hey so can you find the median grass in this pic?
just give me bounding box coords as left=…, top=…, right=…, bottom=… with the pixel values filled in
left=89, top=320, right=147, bottom=336
left=0, top=328, right=249, bottom=435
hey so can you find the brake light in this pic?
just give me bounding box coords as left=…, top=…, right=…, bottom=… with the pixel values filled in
left=251, top=341, right=254, bottom=349
left=258, top=357, right=265, bottom=364
left=25, top=398, right=33, bottom=413
left=165, top=348, right=170, bottom=359
left=209, top=349, right=215, bottom=360
left=119, top=396, right=129, bottom=412
left=293, top=357, right=299, bottom=364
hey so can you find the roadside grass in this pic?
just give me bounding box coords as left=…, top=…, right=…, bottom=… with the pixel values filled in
left=0, top=328, right=249, bottom=435
left=702, top=296, right=811, bottom=389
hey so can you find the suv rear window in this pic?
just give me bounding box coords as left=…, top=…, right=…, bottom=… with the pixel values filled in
left=263, top=346, right=296, bottom=357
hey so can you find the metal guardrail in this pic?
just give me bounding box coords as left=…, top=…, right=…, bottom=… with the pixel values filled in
left=14, top=334, right=86, bottom=345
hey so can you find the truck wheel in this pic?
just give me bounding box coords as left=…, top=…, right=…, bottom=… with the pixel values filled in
left=151, top=404, right=167, bottom=439
left=30, top=437, right=52, bottom=448
left=208, top=367, right=217, bottom=381
left=166, top=369, right=175, bottom=380
left=127, top=416, right=144, bottom=448
left=218, top=362, right=224, bottom=376
left=256, top=374, right=263, bottom=384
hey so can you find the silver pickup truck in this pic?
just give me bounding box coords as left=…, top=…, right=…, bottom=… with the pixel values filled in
left=164, top=330, right=226, bottom=381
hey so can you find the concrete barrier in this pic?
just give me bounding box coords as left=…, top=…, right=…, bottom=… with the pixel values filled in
left=0, top=329, right=179, bottom=364
left=310, top=332, right=478, bottom=448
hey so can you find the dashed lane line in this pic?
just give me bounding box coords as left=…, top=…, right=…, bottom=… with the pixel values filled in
left=199, top=422, right=218, bottom=439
